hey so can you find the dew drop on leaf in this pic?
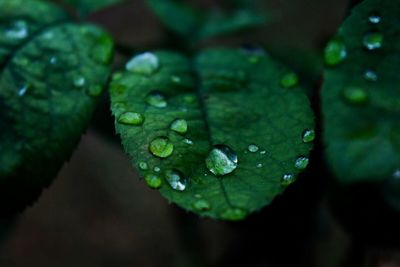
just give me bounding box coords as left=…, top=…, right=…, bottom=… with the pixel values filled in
left=221, top=207, right=247, bottom=221
left=364, top=69, right=378, bottom=82
left=149, top=137, right=174, bottom=158
left=295, top=156, right=309, bottom=170
left=368, top=13, right=381, bottom=24
left=257, top=163, right=263, bottom=168
left=145, top=174, right=162, bottom=189
left=248, top=144, right=259, bottom=153
left=117, top=112, right=144, bottom=126
left=5, top=20, right=28, bottom=40
left=18, top=85, right=29, bottom=97
left=126, top=52, right=159, bottom=75
left=170, top=119, right=188, bottom=134
left=302, top=129, right=315, bottom=143
left=183, top=138, right=193, bottom=145
left=342, top=86, right=368, bottom=104
left=73, top=75, right=86, bottom=87
left=138, top=162, right=148, bottom=170
left=205, top=145, right=238, bottom=176
left=192, top=199, right=211, bottom=211
left=146, top=91, right=167, bottom=108
left=324, top=38, right=347, bottom=66
left=281, top=173, right=296, bottom=186
left=280, top=72, right=299, bottom=88
left=154, top=166, right=161, bottom=172
left=260, top=150, right=267, bottom=155
left=363, top=32, right=383, bottom=50
left=165, top=169, right=187, bottom=191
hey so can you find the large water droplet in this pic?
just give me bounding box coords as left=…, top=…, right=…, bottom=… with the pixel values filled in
left=363, top=32, right=383, bottom=50
left=165, top=169, right=187, bottom=191
left=192, top=199, right=211, bottom=211
left=342, top=87, right=368, bottom=105
left=170, top=119, right=188, bottom=134
left=295, top=156, right=309, bottom=170
left=205, top=145, right=238, bottom=176
left=248, top=144, right=259, bottom=153
left=138, top=162, right=148, bottom=170
left=302, top=129, right=315, bottom=143
left=145, top=174, right=162, bottom=189
left=368, top=13, right=381, bottom=24
left=5, top=20, right=28, bottom=40
left=146, top=91, right=167, bottom=108
left=324, top=39, right=347, bottom=66
left=364, top=69, right=378, bottom=82
left=280, top=72, right=299, bottom=88
left=118, top=112, right=144, bottom=125
left=281, top=173, right=296, bottom=186
left=126, top=52, right=159, bottom=75
left=149, top=137, right=174, bottom=158
left=221, top=207, right=247, bottom=221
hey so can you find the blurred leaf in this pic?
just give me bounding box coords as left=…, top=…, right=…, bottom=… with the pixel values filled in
left=61, top=0, right=127, bottom=16
left=110, top=48, right=314, bottom=220
left=322, top=0, right=400, bottom=184
left=0, top=0, right=114, bottom=214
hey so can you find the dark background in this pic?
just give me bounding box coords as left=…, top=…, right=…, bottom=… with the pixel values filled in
left=2, top=0, right=400, bottom=266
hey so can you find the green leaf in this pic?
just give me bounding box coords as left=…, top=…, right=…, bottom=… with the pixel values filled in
left=110, top=48, right=314, bottom=220
left=0, top=0, right=114, bottom=213
left=322, top=0, right=400, bottom=184
left=61, top=0, right=127, bottom=16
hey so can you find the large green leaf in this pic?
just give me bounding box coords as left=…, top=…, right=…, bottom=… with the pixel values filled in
left=0, top=0, right=114, bottom=213
left=322, top=0, right=400, bottom=184
left=110, top=48, right=314, bottom=220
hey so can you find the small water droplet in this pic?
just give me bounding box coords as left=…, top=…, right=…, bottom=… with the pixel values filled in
left=260, top=150, right=267, bottom=155
left=295, top=156, right=309, bottom=170
left=342, top=87, right=368, bottom=104
left=192, top=199, right=211, bottom=211
left=257, top=163, right=263, bottom=168
left=144, top=174, right=162, bottom=189
left=221, top=207, right=247, bottom=221
left=363, top=32, right=383, bottom=50
left=5, top=20, right=28, bottom=40
left=138, top=162, right=148, bottom=170
left=149, top=137, right=174, bottom=158
left=165, top=169, right=187, bottom=191
left=183, top=138, right=193, bottom=145
left=302, top=129, right=315, bottom=143
left=368, top=13, right=381, bottom=24
left=18, top=85, right=28, bottom=96
left=364, top=69, right=378, bottom=82
left=154, top=166, right=161, bottom=172
left=118, top=112, right=144, bottom=126
left=171, top=75, right=181, bottom=83
left=281, top=173, right=296, bottom=186
left=73, top=75, right=86, bottom=87
left=170, top=119, right=188, bottom=134
left=280, top=72, right=299, bottom=88
left=146, top=91, right=167, bottom=108
left=205, top=145, right=238, bottom=176
left=126, top=52, right=159, bottom=75
left=324, top=38, right=347, bottom=66
left=248, top=144, right=259, bottom=153
left=49, top=56, right=58, bottom=65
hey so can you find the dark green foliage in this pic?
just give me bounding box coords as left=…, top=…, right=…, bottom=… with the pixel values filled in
left=61, top=0, right=127, bottom=16
left=322, top=0, right=400, bottom=184
left=110, top=49, right=314, bottom=220
left=0, top=0, right=113, bottom=214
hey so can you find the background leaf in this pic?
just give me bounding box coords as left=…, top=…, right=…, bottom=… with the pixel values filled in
left=322, top=0, right=400, bottom=184
left=110, top=48, right=314, bottom=220
left=0, top=0, right=114, bottom=214
left=60, top=0, right=127, bottom=16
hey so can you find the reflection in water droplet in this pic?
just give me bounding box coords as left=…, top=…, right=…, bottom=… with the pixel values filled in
left=170, top=119, right=188, bottom=134
left=5, top=20, right=28, bottom=40
left=205, top=145, right=238, bottom=176
left=248, top=144, right=259, bottom=153
left=324, top=38, right=347, bottom=66
left=281, top=173, right=296, bottom=186
left=295, top=156, right=309, bottom=170
left=364, top=69, right=378, bottom=82
left=118, top=112, right=144, bottom=125
left=145, top=174, right=162, bottom=189
left=343, top=87, right=368, bottom=104
left=302, top=129, right=315, bottom=143
left=368, top=13, right=381, bottom=24
left=280, top=72, right=299, bottom=88
left=149, top=137, right=174, bottom=158
left=221, top=207, right=247, bottom=221
left=146, top=91, right=167, bottom=108
left=126, top=52, right=159, bottom=75
left=165, top=170, right=187, bottom=191
left=193, top=199, right=211, bottom=211
left=363, top=32, right=383, bottom=50
left=138, top=162, right=148, bottom=170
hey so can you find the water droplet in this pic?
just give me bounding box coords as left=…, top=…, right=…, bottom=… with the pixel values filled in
left=73, top=75, right=86, bottom=87
left=205, top=145, right=238, bottom=176
left=363, top=32, right=383, bottom=50
left=170, top=119, right=188, bottom=134
left=171, top=75, right=181, bottom=83
left=144, top=174, right=162, bottom=189
left=364, top=69, right=378, bottom=82
left=138, top=162, right=148, bottom=170
left=49, top=56, right=58, bottom=65
left=118, top=112, right=144, bottom=126
left=260, top=150, right=267, bottom=155
left=146, top=91, right=167, bottom=108
left=280, top=72, right=299, bottom=88
left=302, top=129, right=315, bottom=143
left=221, top=207, right=247, bottom=221
left=324, top=38, right=347, bottom=66
left=368, top=13, right=381, bottom=24
left=257, top=163, right=263, bottom=168
left=393, top=169, right=400, bottom=179
left=281, top=173, right=296, bottom=186
left=18, top=85, right=28, bottom=96
left=165, top=169, right=187, bottom=191
left=342, top=87, right=368, bottom=105
left=154, top=166, right=161, bottom=172
left=183, top=138, right=193, bottom=145
left=192, top=199, right=211, bottom=211
left=248, top=144, right=259, bottom=153
left=149, top=137, right=174, bottom=158
left=295, top=156, right=309, bottom=170
left=5, top=20, right=28, bottom=40
left=126, top=52, right=159, bottom=75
